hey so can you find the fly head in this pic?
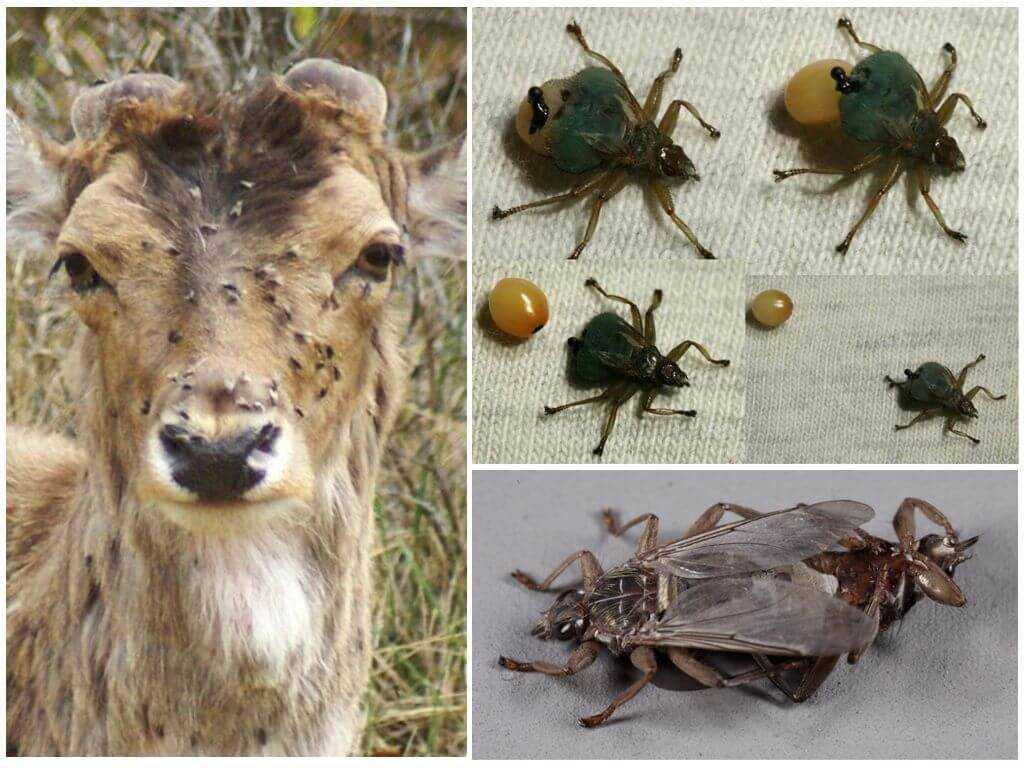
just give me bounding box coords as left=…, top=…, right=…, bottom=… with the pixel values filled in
left=656, top=358, right=688, bottom=388
left=657, top=143, right=697, bottom=180
left=533, top=588, right=588, bottom=641
left=932, top=131, right=965, bottom=173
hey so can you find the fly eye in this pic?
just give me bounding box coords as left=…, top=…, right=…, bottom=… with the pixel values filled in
left=50, top=252, right=110, bottom=295
left=356, top=242, right=405, bottom=281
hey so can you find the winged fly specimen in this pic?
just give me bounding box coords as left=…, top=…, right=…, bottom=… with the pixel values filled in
left=492, top=20, right=721, bottom=259
left=774, top=17, right=986, bottom=254
left=749, top=497, right=977, bottom=702
left=543, top=278, right=730, bottom=457
left=499, top=501, right=879, bottom=727
left=885, top=354, right=1006, bottom=444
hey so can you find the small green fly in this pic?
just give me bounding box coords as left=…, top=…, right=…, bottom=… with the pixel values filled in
left=492, top=20, right=721, bottom=260
left=774, top=17, right=987, bottom=254
left=885, top=354, right=1006, bottom=444
left=543, top=278, right=730, bottom=457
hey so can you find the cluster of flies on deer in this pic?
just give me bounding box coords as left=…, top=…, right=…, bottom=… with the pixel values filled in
left=500, top=498, right=975, bottom=726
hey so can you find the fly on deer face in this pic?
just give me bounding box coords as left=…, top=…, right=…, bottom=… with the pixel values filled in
left=499, top=500, right=879, bottom=727
left=748, top=497, right=977, bottom=703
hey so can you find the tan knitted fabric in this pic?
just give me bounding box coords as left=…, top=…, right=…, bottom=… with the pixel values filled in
left=746, top=275, right=1018, bottom=463
left=472, top=258, right=745, bottom=463
left=472, top=7, right=1017, bottom=275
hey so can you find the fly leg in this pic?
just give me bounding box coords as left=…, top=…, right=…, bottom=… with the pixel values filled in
left=511, top=549, right=604, bottom=592
left=578, top=647, right=656, bottom=728
left=658, top=99, right=721, bottom=139
left=584, top=277, right=643, bottom=332
left=752, top=654, right=840, bottom=703
left=894, top=407, right=942, bottom=432
left=773, top=151, right=886, bottom=182
left=955, top=353, right=986, bottom=387
left=837, top=17, right=882, bottom=54
left=929, top=43, right=958, bottom=106
left=569, top=171, right=630, bottom=259
left=682, top=501, right=804, bottom=537
left=639, top=387, right=697, bottom=417
left=916, top=166, right=967, bottom=243
left=666, top=648, right=806, bottom=689
left=500, top=640, right=601, bottom=677
left=543, top=391, right=610, bottom=415
left=565, top=20, right=646, bottom=117
left=491, top=170, right=611, bottom=220
left=643, top=46, right=681, bottom=121
left=965, top=385, right=1006, bottom=402
left=664, top=339, right=730, bottom=367
left=894, top=497, right=959, bottom=548
left=644, top=289, right=663, bottom=344
left=944, top=417, right=980, bottom=444
left=649, top=179, right=715, bottom=258
left=884, top=369, right=913, bottom=388
left=937, top=92, right=987, bottom=129
left=593, top=384, right=638, bottom=457
left=836, top=159, right=904, bottom=254
left=601, top=509, right=660, bottom=555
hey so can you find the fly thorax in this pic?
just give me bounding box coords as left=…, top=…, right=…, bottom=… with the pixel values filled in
left=636, top=347, right=661, bottom=380
left=587, top=565, right=655, bottom=636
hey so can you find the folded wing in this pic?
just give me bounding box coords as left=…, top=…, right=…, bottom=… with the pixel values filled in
left=632, top=575, right=877, bottom=656
left=643, top=500, right=873, bottom=579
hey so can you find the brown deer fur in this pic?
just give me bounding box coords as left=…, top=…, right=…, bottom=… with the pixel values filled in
left=6, top=65, right=464, bottom=755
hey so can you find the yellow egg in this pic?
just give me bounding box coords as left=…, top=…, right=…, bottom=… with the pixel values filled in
left=750, top=289, right=793, bottom=328
left=489, top=278, right=549, bottom=339
left=785, top=59, right=852, bottom=127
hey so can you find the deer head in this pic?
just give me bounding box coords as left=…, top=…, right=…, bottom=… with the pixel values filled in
left=7, top=60, right=465, bottom=534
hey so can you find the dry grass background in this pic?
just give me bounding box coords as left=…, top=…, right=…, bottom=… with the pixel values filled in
left=6, top=8, right=466, bottom=756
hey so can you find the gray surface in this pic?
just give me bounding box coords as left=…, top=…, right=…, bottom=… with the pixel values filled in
left=473, top=7, right=1018, bottom=275
left=745, top=275, right=1018, bottom=463
left=472, top=470, right=1017, bottom=759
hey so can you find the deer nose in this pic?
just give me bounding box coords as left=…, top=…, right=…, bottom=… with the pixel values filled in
left=159, top=422, right=281, bottom=502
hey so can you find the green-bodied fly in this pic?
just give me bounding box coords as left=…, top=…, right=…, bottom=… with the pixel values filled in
left=884, top=354, right=1006, bottom=444
left=774, top=17, right=987, bottom=254
left=492, top=20, right=721, bottom=259
left=543, top=278, right=730, bottom=457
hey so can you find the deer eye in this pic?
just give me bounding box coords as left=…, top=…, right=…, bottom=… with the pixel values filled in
left=355, top=242, right=405, bottom=281
left=50, top=252, right=110, bottom=294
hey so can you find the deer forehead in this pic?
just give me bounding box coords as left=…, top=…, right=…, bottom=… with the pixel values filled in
left=59, top=154, right=399, bottom=279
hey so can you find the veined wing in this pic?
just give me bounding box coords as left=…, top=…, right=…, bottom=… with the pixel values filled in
left=631, top=575, right=877, bottom=656
left=641, top=500, right=872, bottom=579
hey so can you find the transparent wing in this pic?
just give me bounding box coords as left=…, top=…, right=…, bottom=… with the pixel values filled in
left=641, top=500, right=873, bottom=579
left=633, top=576, right=878, bottom=656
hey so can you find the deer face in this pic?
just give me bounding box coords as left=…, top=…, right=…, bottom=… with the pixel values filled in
left=9, top=63, right=464, bottom=532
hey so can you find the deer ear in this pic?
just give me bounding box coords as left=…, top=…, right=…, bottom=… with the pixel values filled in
left=71, top=73, right=180, bottom=139
left=404, top=137, right=466, bottom=262
left=285, top=58, right=388, bottom=128
left=6, top=111, right=68, bottom=258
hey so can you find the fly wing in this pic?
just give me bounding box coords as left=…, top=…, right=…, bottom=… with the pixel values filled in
left=633, top=576, right=878, bottom=656
left=590, top=318, right=647, bottom=377
left=641, top=500, right=873, bottom=579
